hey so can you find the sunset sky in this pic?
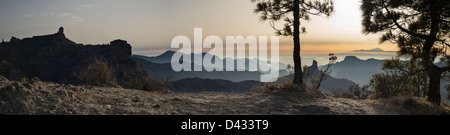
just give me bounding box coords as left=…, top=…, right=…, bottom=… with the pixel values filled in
left=0, top=0, right=398, bottom=56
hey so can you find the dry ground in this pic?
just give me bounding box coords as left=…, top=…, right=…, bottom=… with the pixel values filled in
left=0, top=76, right=449, bottom=115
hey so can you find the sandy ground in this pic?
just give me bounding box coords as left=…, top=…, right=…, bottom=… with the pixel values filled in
left=0, top=77, right=448, bottom=115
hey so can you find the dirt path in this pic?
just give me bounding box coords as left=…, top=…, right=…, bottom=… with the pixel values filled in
left=0, top=77, right=446, bottom=115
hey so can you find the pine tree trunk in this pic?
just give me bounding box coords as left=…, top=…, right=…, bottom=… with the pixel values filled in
left=292, top=0, right=303, bottom=86
left=425, top=0, right=442, bottom=105
left=427, top=67, right=441, bottom=105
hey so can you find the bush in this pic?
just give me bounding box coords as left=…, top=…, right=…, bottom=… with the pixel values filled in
left=332, top=84, right=372, bottom=100
left=77, top=58, right=117, bottom=85
left=333, top=73, right=413, bottom=100
left=0, top=59, right=13, bottom=71
left=445, top=85, right=450, bottom=100
left=77, top=58, right=172, bottom=91
left=379, top=58, right=429, bottom=98
left=121, top=75, right=172, bottom=92
left=370, top=73, right=411, bottom=98
left=250, top=77, right=305, bottom=93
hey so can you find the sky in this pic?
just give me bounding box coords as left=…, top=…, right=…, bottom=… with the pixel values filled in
left=0, top=0, right=398, bottom=56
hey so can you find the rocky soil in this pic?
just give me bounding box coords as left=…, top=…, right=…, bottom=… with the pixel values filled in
left=0, top=76, right=449, bottom=115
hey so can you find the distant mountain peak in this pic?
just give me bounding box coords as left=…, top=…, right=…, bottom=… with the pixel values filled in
left=53, top=27, right=66, bottom=38
left=353, top=48, right=385, bottom=52
left=58, top=27, right=64, bottom=34
left=312, top=60, right=318, bottom=68
left=162, top=50, right=176, bottom=55
left=369, top=48, right=384, bottom=51
left=307, top=60, right=319, bottom=73
left=343, top=56, right=360, bottom=61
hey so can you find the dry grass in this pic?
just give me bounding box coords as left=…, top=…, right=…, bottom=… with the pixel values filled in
left=77, top=58, right=117, bottom=86
left=365, top=97, right=450, bottom=115
left=331, top=84, right=373, bottom=100
left=77, top=58, right=171, bottom=91
left=250, top=77, right=326, bottom=99
left=250, top=78, right=304, bottom=93
left=121, top=75, right=172, bottom=92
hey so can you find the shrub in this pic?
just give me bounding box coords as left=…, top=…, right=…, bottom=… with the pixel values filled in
left=0, top=60, right=27, bottom=80
left=445, top=85, right=450, bottom=100
left=7, top=68, right=27, bottom=81
left=77, top=58, right=117, bottom=85
left=250, top=77, right=305, bottom=93
left=379, top=58, right=429, bottom=98
left=77, top=58, right=172, bottom=91
left=331, top=84, right=372, bottom=100
left=370, top=73, right=411, bottom=98
left=333, top=73, right=413, bottom=100
left=121, top=75, right=172, bottom=92
left=0, top=59, right=13, bottom=71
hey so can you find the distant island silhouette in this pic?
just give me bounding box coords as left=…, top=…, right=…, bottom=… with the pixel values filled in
left=351, top=48, right=397, bottom=53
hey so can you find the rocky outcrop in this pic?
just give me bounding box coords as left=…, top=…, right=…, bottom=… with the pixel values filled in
left=0, top=27, right=147, bottom=84
left=300, top=60, right=356, bottom=93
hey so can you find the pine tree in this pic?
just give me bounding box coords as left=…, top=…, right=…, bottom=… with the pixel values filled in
left=361, top=0, right=450, bottom=105
left=252, top=0, right=334, bottom=87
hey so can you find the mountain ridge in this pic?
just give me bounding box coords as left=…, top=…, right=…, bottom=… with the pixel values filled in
left=134, top=51, right=288, bottom=72
left=0, top=27, right=147, bottom=84
left=133, top=56, right=263, bottom=82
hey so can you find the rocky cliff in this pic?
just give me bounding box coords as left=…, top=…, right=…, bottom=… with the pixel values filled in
left=0, top=27, right=147, bottom=84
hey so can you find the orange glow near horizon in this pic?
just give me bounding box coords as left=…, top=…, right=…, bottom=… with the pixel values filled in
left=1, top=0, right=400, bottom=56
left=297, top=43, right=399, bottom=55
left=134, top=42, right=400, bottom=57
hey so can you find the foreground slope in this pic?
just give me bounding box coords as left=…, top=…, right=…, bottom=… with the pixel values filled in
left=0, top=76, right=448, bottom=115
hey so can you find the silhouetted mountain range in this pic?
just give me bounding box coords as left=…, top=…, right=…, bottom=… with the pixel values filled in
left=134, top=51, right=289, bottom=73
left=172, top=77, right=261, bottom=93
left=352, top=48, right=396, bottom=52
left=321, top=56, right=448, bottom=102
left=133, top=51, right=291, bottom=92
left=133, top=50, right=177, bottom=64
left=324, top=56, right=385, bottom=85
left=133, top=56, right=263, bottom=82
left=133, top=51, right=289, bottom=82
left=0, top=27, right=147, bottom=84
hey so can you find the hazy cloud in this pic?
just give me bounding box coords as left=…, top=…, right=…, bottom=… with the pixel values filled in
left=67, top=16, right=84, bottom=25
left=74, top=4, right=92, bottom=11
left=25, top=10, right=83, bottom=25
left=25, top=10, right=56, bottom=18
left=25, top=14, right=36, bottom=18
left=301, top=41, right=371, bottom=45
left=61, top=13, right=73, bottom=17
left=42, top=11, right=56, bottom=17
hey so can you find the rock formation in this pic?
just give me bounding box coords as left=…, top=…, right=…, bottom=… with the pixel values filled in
left=0, top=27, right=147, bottom=84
